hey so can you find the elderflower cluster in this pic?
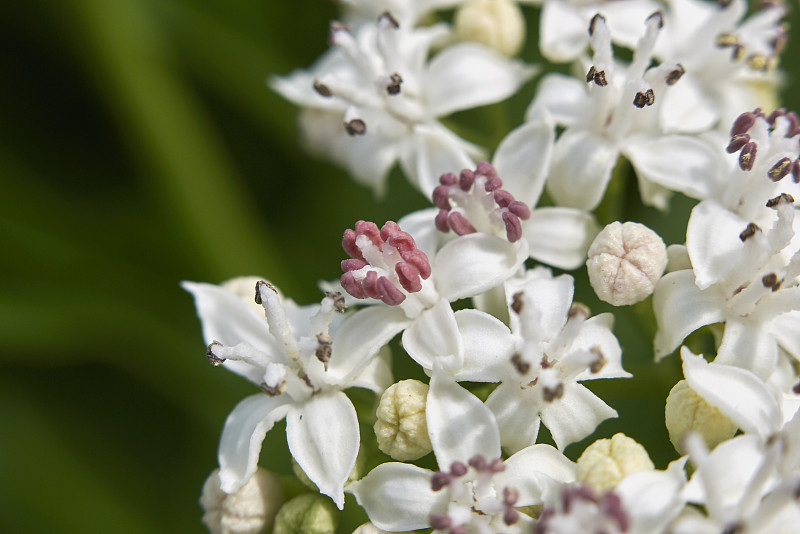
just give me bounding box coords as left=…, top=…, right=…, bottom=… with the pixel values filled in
left=182, top=1, right=800, bottom=533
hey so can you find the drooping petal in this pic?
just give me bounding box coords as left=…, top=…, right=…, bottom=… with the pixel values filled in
left=653, top=270, right=724, bottom=360
left=348, top=463, right=443, bottom=531
left=434, top=234, right=528, bottom=302
left=486, top=382, right=541, bottom=455
left=540, top=382, right=618, bottom=450
left=454, top=309, right=515, bottom=382
left=402, top=299, right=463, bottom=371
left=496, top=444, right=576, bottom=506
left=682, top=347, right=781, bottom=440
left=424, top=42, right=534, bottom=117
left=546, top=129, right=617, bottom=211
left=286, top=391, right=360, bottom=509
left=523, top=207, right=600, bottom=270
left=493, top=119, right=555, bottom=207
left=427, top=362, right=502, bottom=467
left=218, top=394, right=290, bottom=494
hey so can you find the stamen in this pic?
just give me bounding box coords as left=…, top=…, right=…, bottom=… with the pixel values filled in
left=206, top=341, right=225, bottom=365
left=739, top=142, right=757, bottom=170
left=313, top=80, right=332, bottom=97
left=254, top=280, right=278, bottom=305
left=716, top=32, right=739, bottom=47
left=633, top=89, right=655, bottom=108
left=543, top=383, right=565, bottom=402
left=586, top=65, right=597, bottom=83
left=600, top=492, right=630, bottom=532
left=588, top=13, right=606, bottom=36
left=589, top=346, right=607, bottom=373
left=429, top=514, right=452, bottom=530
left=468, top=454, right=487, bottom=471
left=345, top=119, right=367, bottom=136
left=325, top=291, right=346, bottom=312
left=431, top=471, right=451, bottom=491
left=740, top=222, right=762, bottom=241
left=726, top=133, right=750, bottom=153
left=511, top=353, right=531, bottom=375
left=327, top=21, right=350, bottom=46
left=568, top=303, right=590, bottom=320
left=378, top=11, right=399, bottom=29
left=450, top=461, right=468, bottom=477
left=731, top=111, right=757, bottom=136
left=260, top=380, right=286, bottom=397
left=386, top=73, right=402, bottom=95
left=315, top=332, right=332, bottom=363
left=766, top=193, right=794, bottom=208
left=511, top=291, right=524, bottom=314
left=665, top=64, right=685, bottom=85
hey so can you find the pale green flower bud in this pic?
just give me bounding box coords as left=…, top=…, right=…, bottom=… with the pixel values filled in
left=665, top=380, right=738, bottom=454
left=200, top=468, right=283, bottom=534
left=454, top=0, right=526, bottom=57
left=374, top=379, right=432, bottom=461
left=272, top=494, right=338, bottom=534
left=587, top=221, right=667, bottom=306
left=576, top=433, right=655, bottom=492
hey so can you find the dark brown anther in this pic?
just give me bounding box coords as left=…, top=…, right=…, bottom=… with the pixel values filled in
left=768, top=157, right=792, bottom=181
left=739, top=222, right=761, bottom=242
left=726, top=134, right=751, bottom=153
left=762, top=273, right=779, bottom=289
left=646, top=11, right=664, bottom=29
left=313, top=80, right=332, bottom=97
left=731, top=44, right=745, bottom=61
left=739, top=142, right=757, bottom=170
left=206, top=341, right=225, bottom=366
left=586, top=65, right=597, bottom=83
left=543, top=383, right=565, bottom=402
left=766, top=193, right=795, bottom=208
left=730, top=112, right=756, bottom=137
left=326, top=291, right=346, bottom=312
left=593, top=70, right=608, bottom=86
left=633, top=89, right=655, bottom=108
left=793, top=380, right=800, bottom=395
left=328, top=21, right=350, bottom=45
left=345, top=119, right=367, bottom=136
left=589, top=346, right=606, bottom=373
left=666, top=64, right=685, bottom=85
left=589, top=13, right=606, bottom=36
left=378, top=10, right=400, bottom=28
left=260, top=380, right=286, bottom=397
left=511, top=353, right=531, bottom=375
left=716, top=32, right=738, bottom=47
left=792, top=160, right=800, bottom=183
left=540, top=355, right=552, bottom=369
left=511, top=291, right=524, bottom=314
left=386, top=73, right=403, bottom=95
left=255, top=280, right=277, bottom=304
left=315, top=332, right=333, bottom=364
left=767, top=108, right=786, bottom=125
left=568, top=302, right=590, bottom=320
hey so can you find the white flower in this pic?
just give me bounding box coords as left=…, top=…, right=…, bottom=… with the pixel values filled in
left=338, top=0, right=466, bottom=28
left=271, top=15, right=533, bottom=196
left=529, top=11, right=720, bottom=210
left=182, top=280, right=398, bottom=508
left=348, top=360, right=575, bottom=533
left=454, top=0, right=526, bottom=57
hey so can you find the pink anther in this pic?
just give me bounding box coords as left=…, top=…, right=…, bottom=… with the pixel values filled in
left=341, top=258, right=367, bottom=272
left=396, top=262, right=422, bottom=292
left=401, top=249, right=431, bottom=279
left=448, top=211, right=477, bottom=235
left=459, top=169, right=475, bottom=191
left=503, top=212, right=523, bottom=242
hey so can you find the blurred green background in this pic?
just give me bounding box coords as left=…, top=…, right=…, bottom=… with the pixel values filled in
left=1, top=1, right=799, bottom=532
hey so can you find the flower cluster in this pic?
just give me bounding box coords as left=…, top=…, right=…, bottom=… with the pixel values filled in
left=183, top=1, right=800, bottom=533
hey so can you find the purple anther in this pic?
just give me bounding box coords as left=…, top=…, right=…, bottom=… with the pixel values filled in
left=435, top=210, right=450, bottom=232
left=502, top=212, right=523, bottom=242
left=378, top=276, right=406, bottom=305
left=401, top=250, right=432, bottom=279
left=792, top=160, right=800, bottom=183
left=384, top=229, right=416, bottom=253
left=787, top=112, right=800, bottom=136
left=440, top=172, right=458, bottom=186
left=459, top=169, right=475, bottom=191
left=503, top=508, right=520, bottom=526
left=431, top=472, right=451, bottom=491
left=739, top=142, right=757, bottom=170
left=494, top=189, right=514, bottom=208
left=767, top=108, right=785, bottom=125
left=476, top=161, right=498, bottom=178
left=429, top=514, right=451, bottom=530
left=340, top=272, right=367, bottom=299
left=342, top=229, right=365, bottom=261
left=355, top=220, right=384, bottom=246
left=489, top=458, right=506, bottom=473
left=508, top=201, right=531, bottom=220
left=562, top=485, right=598, bottom=513
left=484, top=177, right=503, bottom=191
left=730, top=112, right=756, bottom=137
left=769, top=158, right=792, bottom=181
left=396, top=262, right=422, bottom=292
left=503, top=487, right=519, bottom=506
left=793, top=380, right=800, bottom=395
left=341, top=258, right=366, bottom=272
left=362, top=270, right=380, bottom=299
left=450, top=461, right=468, bottom=477
left=726, top=133, right=750, bottom=153
left=448, top=211, right=477, bottom=236
left=433, top=184, right=453, bottom=210
left=753, top=108, right=766, bottom=119
left=601, top=492, right=630, bottom=533
left=468, top=454, right=487, bottom=470
left=533, top=508, right=556, bottom=534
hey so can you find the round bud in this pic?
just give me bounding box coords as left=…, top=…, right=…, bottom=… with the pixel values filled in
left=454, top=0, right=526, bottom=57
left=200, top=468, right=283, bottom=534
left=374, top=379, right=432, bottom=461
left=272, top=494, right=338, bottom=534
left=576, top=433, right=654, bottom=492
left=222, top=276, right=272, bottom=317
left=586, top=222, right=667, bottom=306
left=665, top=380, right=738, bottom=454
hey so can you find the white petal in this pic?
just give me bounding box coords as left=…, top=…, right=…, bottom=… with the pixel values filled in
left=327, top=306, right=410, bottom=384
left=771, top=311, right=800, bottom=361
left=686, top=200, right=750, bottom=289
left=616, top=463, right=687, bottom=534
left=524, top=207, right=600, bottom=270
left=506, top=270, right=572, bottom=342
left=286, top=391, right=360, bottom=509
left=540, top=382, right=618, bottom=450
left=493, top=119, right=555, bottom=207
left=402, top=299, right=463, bottom=371
left=496, top=445, right=576, bottom=505
left=347, top=345, right=393, bottom=394
left=486, top=382, right=541, bottom=454
left=539, top=1, right=590, bottom=62
left=218, top=394, right=290, bottom=493
left=525, top=74, right=587, bottom=126
left=569, top=314, right=629, bottom=380
left=398, top=208, right=440, bottom=260
left=682, top=347, right=781, bottom=440
left=454, top=309, right=515, bottom=382
left=400, top=124, right=477, bottom=196
left=424, top=43, right=533, bottom=117
left=427, top=364, right=501, bottom=467
left=715, top=319, right=779, bottom=380
left=659, top=75, right=719, bottom=134
left=434, top=234, right=528, bottom=302
left=623, top=135, right=722, bottom=202
left=546, top=129, right=617, bottom=210
left=653, top=270, right=724, bottom=360
left=348, top=463, right=442, bottom=531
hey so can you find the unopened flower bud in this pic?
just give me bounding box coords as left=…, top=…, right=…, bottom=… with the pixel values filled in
left=272, top=493, right=338, bottom=534
left=576, top=433, right=654, bottom=492
left=200, top=468, right=283, bottom=534
left=374, top=379, right=432, bottom=461
left=665, top=380, right=737, bottom=454
left=454, top=0, right=526, bottom=57
left=586, top=222, right=667, bottom=306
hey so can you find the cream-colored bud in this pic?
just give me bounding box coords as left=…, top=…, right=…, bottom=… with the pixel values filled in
left=222, top=276, right=272, bottom=317
left=352, top=522, right=414, bottom=534
left=576, top=433, right=655, bottom=492
left=665, top=380, right=738, bottom=454
left=200, top=468, right=283, bottom=534
left=272, top=494, right=338, bottom=534
left=586, top=221, right=667, bottom=306
left=374, top=379, right=432, bottom=461
left=454, top=0, right=526, bottom=57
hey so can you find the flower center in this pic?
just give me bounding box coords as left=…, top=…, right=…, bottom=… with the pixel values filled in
left=533, top=484, right=629, bottom=534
